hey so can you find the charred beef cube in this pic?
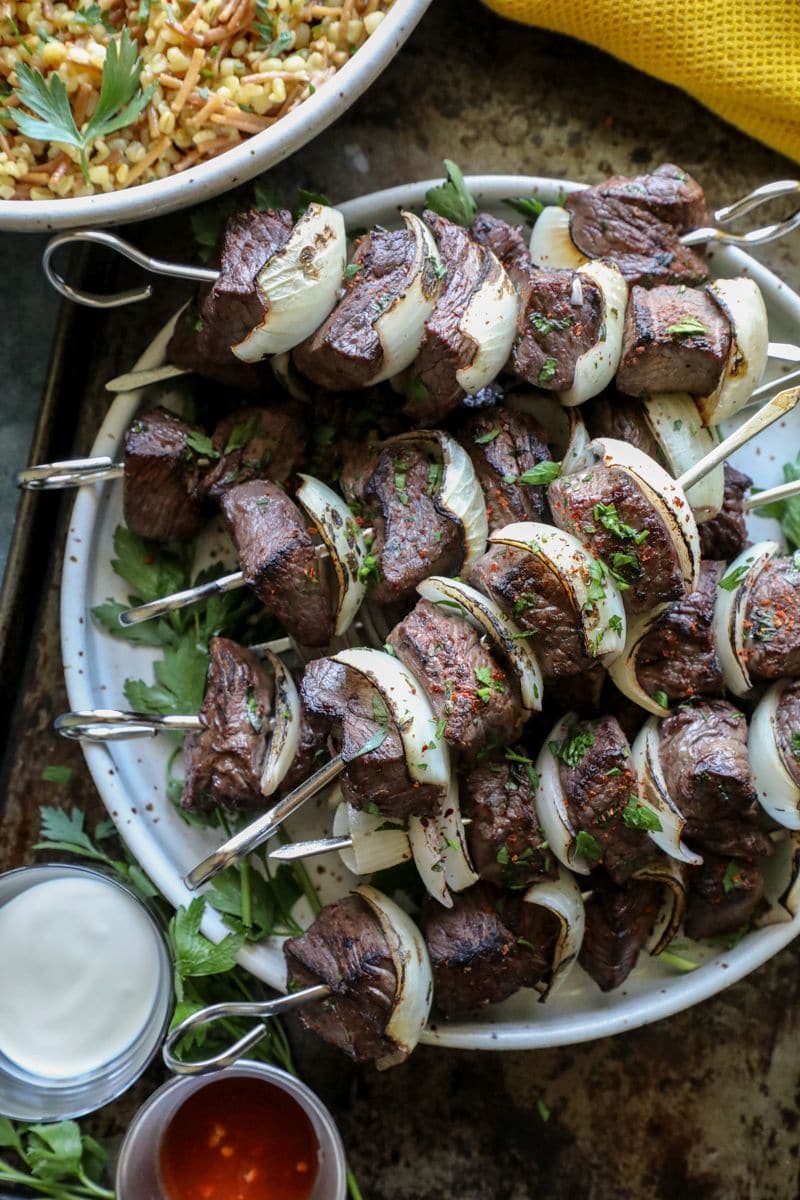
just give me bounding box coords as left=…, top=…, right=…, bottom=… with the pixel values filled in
left=698, top=465, right=751, bottom=561
left=198, top=405, right=306, bottom=501
left=470, top=213, right=532, bottom=284
left=658, top=700, right=774, bottom=860
left=300, top=656, right=443, bottom=819
left=422, top=883, right=558, bottom=1017
left=182, top=637, right=272, bottom=812
left=565, top=165, right=709, bottom=287
left=167, top=303, right=274, bottom=393
left=616, top=285, right=730, bottom=397
left=221, top=480, right=334, bottom=647
left=583, top=390, right=661, bottom=460
left=196, top=209, right=294, bottom=363
left=284, top=895, right=398, bottom=1064
left=457, top=405, right=552, bottom=530
left=387, top=599, right=525, bottom=763
left=340, top=443, right=462, bottom=606
left=404, top=211, right=505, bottom=424
left=579, top=872, right=661, bottom=991
left=293, top=226, right=438, bottom=390
left=554, top=715, right=657, bottom=883
left=634, top=560, right=724, bottom=705
left=776, top=681, right=800, bottom=789
left=460, top=749, right=556, bottom=887
left=684, top=854, right=765, bottom=941
left=743, top=556, right=800, bottom=680
left=469, top=542, right=591, bottom=680
left=512, top=267, right=604, bottom=392
left=555, top=664, right=607, bottom=714
left=549, top=464, right=686, bottom=612
left=123, top=407, right=208, bottom=542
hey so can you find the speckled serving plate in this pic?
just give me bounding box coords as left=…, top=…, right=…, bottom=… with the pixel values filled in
left=61, top=176, right=800, bottom=1050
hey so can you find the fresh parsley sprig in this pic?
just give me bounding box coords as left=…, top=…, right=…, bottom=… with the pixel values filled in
left=425, top=159, right=477, bottom=227
left=11, top=30, right=154, bottom=182
left=0, top=1118, right=114, bottom=1200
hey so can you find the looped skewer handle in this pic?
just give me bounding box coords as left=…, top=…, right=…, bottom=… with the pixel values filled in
left=43, top=230, right=219, bottom=309
left=162, top=983, right=331, bottom=1075
left=682, top=180, right=800, bottom=248
left=677, top=386, right=800, bottom=492
left=184, top=752, right=347, bottom=889
left=17, top=457, right=124, bottom=490
left=55, top=709, right=204, bottom=741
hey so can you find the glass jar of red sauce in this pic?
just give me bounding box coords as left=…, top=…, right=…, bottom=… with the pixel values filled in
left=116, top=1063, right=347, bottom=1200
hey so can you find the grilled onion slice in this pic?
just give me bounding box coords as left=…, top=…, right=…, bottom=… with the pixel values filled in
left=630, top=718, right=702, bottom=864
left=455, top=252, right=519, bottom=394
left=523, top=867, right=585, bottom=999
left=559, top=260, right=628, bottom=407
left=640, top=393, right=724, bottom=522
left=259, top=649, right=301, bottom=798
left=489, top=522, right=627, bottom=665
left=408, top=775, right=479, bottom=908
left=760, top=832, right=800, bottom=925
left=712, top=540, right=780, bottom=696
left=634, top=857, right=689, bottom=956
left=607, top=605, right=672, bottom=716
left=297, top=475, right=368, bottom=637
left=506, top=391, right=590, bottom=472
left=233, top=204, right=347, bottom=361
left=697, top=278, right=769, bottom=425
left=533, top=713, right=592, bottom=876
left=368, top=211, right=444, bottom=384
left=417, top=575, right=543, bottom=712
left=332, top=799, right=411, bottom=875
left=528, top=205, right=587, bottom=270
left=354, top=885, right=433, bottom=1069
left=749, top=682, right=800, bottom=830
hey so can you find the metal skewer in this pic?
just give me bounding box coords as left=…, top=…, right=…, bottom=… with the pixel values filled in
left=55, top=710, right=205, bottom=741
left=269, top=835, right=353, bottom=862
left=743, top=477, right=800, bottom=512
left=163, top=983, right=331, bottom=1074
left=676, top=387, right=800, bottom=493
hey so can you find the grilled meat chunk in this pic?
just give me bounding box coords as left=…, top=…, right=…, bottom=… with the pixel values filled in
left=422, top=883, right=558, bottom=1017
left=743, top=556, right=800, bottom=680
left=167, top=304, right=271, bottom=392
left=470, top=213, right=532, bottom=279
left=776, top=681, right=800, bottom=788
left=698, top=465, right=751, bottom=561
left=469, top=542, right=591, bottom=679
left=565, top=164, right=709, bottom=287
left=387, top=599, right=525, bottom=762
left=457, top=405, right=552, bottom=530
left=579, top=873, right=661, bottom=991
left=404, top=212, right=506, bottom=423
left=658, top=700, right=773, bottom=860
left=182, top=637, right=272, bottom=812
left=555, top=715, right=656, bottom=883
left=549, top=464, right=686, bottom=612
left=221, top=480, right=334, bottom=647
left=684, top=854, right=765, bottom=941
left=196, top=209, right=294, bottom=363
left=635, top=560, right=724, bottom=704
left=284, top=895, right=398, bottom=1064
left=300, top=656, right=444, bottom=819
left=340, top=443, right=462, bottom=606
left=123, top=407, right=208, bottom=541
left=511, top=267, right=604, bottom=391
left=198, top=405, right=306, bottom=501
left=583, top=390, right=661, bottom=459
left=461, top=750, right=555, bottom=887
left=293, top=226, right=438, bottom=390
left=616, top=285, right=730, bottom=397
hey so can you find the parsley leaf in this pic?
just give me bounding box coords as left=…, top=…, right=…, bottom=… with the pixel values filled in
left=474, top=428, right=500, bottom=445
left=718, top=563, right=750, bottom=592
left=514, top=460, right=562, bottom=487
left=621, top=795, right=662, bottom=831
left=504, top=195, right=545, bottom=223
left=748, top=450, right=800, bottom=550
left=41, top=765, right=73, bottom=784
left=574, top=829, right=603, bottom=862
left=537, top=357, right=558, bottom=386
left=722, top=860, right=742, bottom=894
left=168, top=897, right=244, bottom=1001
left=667, top=317, right=707, bottom=337
left=549, top=729, right=595, bottom=767
left=424, top=159, right=477, bottom=227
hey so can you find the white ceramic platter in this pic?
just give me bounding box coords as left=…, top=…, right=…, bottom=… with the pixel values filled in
left=61, top=175, right=800, bottom=1050
left=0, top=0, right=431, bottom=233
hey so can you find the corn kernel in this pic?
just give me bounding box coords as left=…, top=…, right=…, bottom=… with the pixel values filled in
left=364, top=10, right=385, bottom=34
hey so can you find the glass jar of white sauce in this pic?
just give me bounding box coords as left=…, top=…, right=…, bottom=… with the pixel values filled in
left=0, top=862, right=172, bottom=1120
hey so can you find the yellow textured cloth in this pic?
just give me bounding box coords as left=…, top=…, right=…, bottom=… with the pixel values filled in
left=481, top=0, right=800, bottom=162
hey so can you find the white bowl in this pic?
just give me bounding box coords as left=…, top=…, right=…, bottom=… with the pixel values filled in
left=60, top=175, right=800, bottom=1050
left=0, top=0, right=431, bottom=234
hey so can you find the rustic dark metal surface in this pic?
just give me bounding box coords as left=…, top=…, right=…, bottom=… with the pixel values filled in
left=2, top=1, right=800, bottom=1195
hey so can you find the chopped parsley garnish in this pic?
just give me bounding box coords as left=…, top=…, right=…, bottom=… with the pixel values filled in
left=574, top=829, right=603, bottom=862
left=584, top=559, right=607, bottom=607
left=791, top=731, right=800, bottom=760
left=608, top=613, right=624, bottom=636
left=474, top=428, right=500, bottom=445
left=593, top=502, right=649, bottom=543
left=653, top=689, right=669, bottom=710
left=530, top=312, right=575, bottom=335
left=41, top=765, right=73, bottom=785
left=673, top=419, right=683, bottom=432
left=512, top=591, right=539, bottom=615
left=358, top=554, right=380, bottom=584
left=343, top=262, right=363, bottom=281
left=394, top=461, right=409, bottom=506
left=505, top=747, right=539, bottom=789
left=515, top=460, right=562, bottom=487
left=405, top=375, right=431, bottom=405
left=245, top=687, right=262, bottom=733
left=719, top=563, right=750, bottom=592
left=427, top=462, right=443, bottom=496
left=224, top=415, right=260, bottom=455
left=549, top=729, right=595, bottom=767
left=185, top=431, right=219, bottom=459
left=474, top=665, right=504, bottom=703
left=722, top=860, right=743, bottom=893
left=537, top=357, right=558, bottom=386
left=667, top=317, right=707, bottom=337
left=621, top=795, right=662, bottom=831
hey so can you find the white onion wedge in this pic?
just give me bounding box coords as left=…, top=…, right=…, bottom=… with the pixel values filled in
left=712, top=540, right=780, bottom=695
left=490, top=522, right=626, bottom=665
left=333, top=802, right=411, bottom=875
left=529, top=205, right=587, bottom=269
left=233, top=205, right=347, bottom=361
left=417, top=575, right=543, bottom=711
left=259, top=649, right=301, bottom=798
left=633, top=857, right=688, bottom=955
left=297, top=474, right=368, bottom=637
left=455, top=251, right=518, bottom=394
left=640, top=393, right=724, bottom=522
left=749, top=682, right=800, bottom=830
left=585, top=437, right=700, bottom=594
left=607, top=605, right=672, bottom=716
left=697, top=278, right=769, bottom=424
left=523, top=866, right=585, bottom=998
left=759, top=832, right=800, bottom=925
left=533, top=714, right=593, bottom=876
left=408, top=774, right=479, bottom=907
left=506, top=391, right=590, bottom=472
left=269, top=352, right=313, bottom=401
left=630, top=719, right=702, bottom=864
left=559, top=260, right=628, bottom=407
left=355, top=884, right=433, bottom=1069
left=368, top=212, right=444, bottom=385
left=388, top=430, right=488, bottom=574
left=333, top=648, right=450, bottom=792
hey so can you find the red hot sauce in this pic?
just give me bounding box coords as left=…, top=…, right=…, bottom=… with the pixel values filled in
left=159, top=1077, right=320, bottom=1200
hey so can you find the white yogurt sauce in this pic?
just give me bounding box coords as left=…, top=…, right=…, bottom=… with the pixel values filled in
left=0, top=876, right=162, bottom=1079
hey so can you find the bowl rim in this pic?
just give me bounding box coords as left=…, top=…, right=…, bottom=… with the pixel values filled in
left=0, top=0, right=432, bottom=233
